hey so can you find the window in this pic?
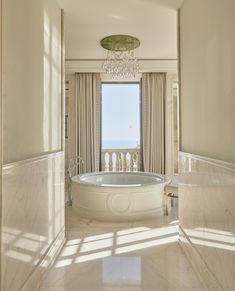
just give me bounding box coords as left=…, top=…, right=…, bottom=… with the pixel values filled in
left=101, top=83, right=141, bottom=171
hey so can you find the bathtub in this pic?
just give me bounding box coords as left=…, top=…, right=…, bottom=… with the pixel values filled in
left=71, top=172, right=170, bottom=221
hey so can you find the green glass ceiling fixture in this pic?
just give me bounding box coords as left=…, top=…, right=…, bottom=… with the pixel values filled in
left=100, top=35, right=140, bottom=79
left=100, top=35, right=140, bottom=51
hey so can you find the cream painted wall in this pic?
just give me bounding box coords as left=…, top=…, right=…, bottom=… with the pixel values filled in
left=1, top=0, right=65, bottom=290
left=3, top=0, right=62, bottom=164
left=180, top=0, right=235, bottom=163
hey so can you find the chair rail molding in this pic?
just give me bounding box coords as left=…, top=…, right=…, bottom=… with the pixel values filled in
left=179, top=151, right=235, bottom=171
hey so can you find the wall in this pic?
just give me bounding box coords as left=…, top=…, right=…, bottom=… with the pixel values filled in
left=165, top=73, right=178, bottom=174
left=65, top=74, right=77, bottom=168
left=179, top=152, right=235, bottom=290
left=180, top=0, right=235, bottom=163
left=179, top=0, right=235, bottom=289
left=1, top=0, right=65, bottom=290
left=2, top=0, right=62, bottom=164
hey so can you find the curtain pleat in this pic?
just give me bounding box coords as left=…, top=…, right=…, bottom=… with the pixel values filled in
left=76, top=73, right=101, bottom=173
left=141, top=73, right=166, bottom=174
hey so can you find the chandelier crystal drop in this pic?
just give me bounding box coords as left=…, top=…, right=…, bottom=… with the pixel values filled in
left=101, top=35, right=140, bottom=79
left=103, top=50, right=139, bottom=79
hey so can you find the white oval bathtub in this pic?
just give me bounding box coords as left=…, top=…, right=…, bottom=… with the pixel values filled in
left=71, top=172, right=170, bottom=221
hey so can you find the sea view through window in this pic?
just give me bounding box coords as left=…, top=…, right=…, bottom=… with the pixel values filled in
left=101, top=83, right=140, bottom=149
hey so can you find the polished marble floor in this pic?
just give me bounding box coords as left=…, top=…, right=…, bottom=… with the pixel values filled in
left=39, top=203, right=204, bottom=291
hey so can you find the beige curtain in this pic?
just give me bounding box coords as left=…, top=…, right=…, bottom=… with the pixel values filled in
left=141, top=73, right=166, bottom=174
left=76, top=73, right=101, bottom=173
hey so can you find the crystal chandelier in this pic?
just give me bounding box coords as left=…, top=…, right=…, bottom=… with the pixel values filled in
left=100, top=35, right=140, bottom=79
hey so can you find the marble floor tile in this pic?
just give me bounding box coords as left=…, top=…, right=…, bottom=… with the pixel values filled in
left=39, top=204, right=204, bottom=291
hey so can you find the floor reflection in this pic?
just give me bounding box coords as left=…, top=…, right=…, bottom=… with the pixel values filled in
left=102, top=256, right=141, bottom=287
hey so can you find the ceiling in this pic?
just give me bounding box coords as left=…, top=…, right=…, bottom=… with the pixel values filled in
left=58, top=0, right=184, bottom=60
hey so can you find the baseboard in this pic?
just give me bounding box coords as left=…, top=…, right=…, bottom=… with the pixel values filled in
left=20, top=227, right=65, bottom=291
left=179, top=226, right=224, bottom=291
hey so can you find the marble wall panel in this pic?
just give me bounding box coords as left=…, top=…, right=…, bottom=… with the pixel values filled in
left=2, top=153, right=65, bottom=291
left=179, top=152, right=235, bottom=290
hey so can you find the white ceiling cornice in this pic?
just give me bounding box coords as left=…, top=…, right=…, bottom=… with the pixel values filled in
left=65, top=59, right=178, bottom=74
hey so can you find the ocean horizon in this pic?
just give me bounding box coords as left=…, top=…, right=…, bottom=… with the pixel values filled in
left=102, top=140, right=140, bottom=149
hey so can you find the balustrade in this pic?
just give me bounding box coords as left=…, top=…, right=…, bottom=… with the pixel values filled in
left=101, top=148, right=141, bottom=172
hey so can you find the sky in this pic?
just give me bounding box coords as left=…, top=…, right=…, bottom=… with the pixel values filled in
left=102, top=83, right=140, bottom=148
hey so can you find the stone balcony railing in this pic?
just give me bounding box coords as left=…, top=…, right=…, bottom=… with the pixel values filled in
left=101, top=148, right=141, bottom=172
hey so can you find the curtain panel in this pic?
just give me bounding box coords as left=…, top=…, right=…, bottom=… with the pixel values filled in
left=75, top=73, right=101, bottom=173
left=141, top=72, right=166, bottom=174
